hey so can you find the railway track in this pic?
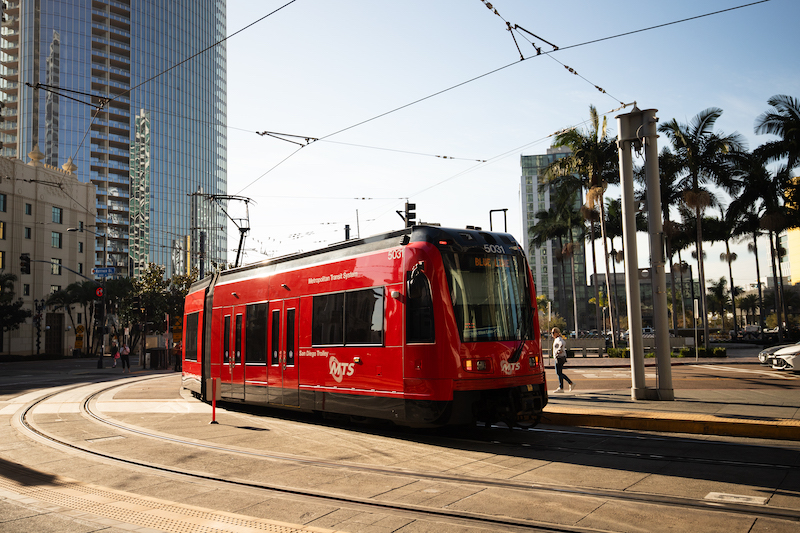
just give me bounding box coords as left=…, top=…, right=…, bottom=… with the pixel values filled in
left=9, top=377, right=800, bottom=532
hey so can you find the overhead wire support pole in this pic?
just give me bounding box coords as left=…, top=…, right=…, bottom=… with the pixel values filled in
left=616, top=106, right=674, bottom=401
left=193, top=193, right=254, bottom=268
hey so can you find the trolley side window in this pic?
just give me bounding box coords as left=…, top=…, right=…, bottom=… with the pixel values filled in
left=286, top=309, right=296, bottom=366
left=345, top=287, right=384, bottom=345
left=184, top=312, right=199, bottom=361
left=235, top=314, right=243, bottom=363
left=312, top=288, right=384, bottom=346
left=245, top=303, right=267, bottom=363
left=312, top=293, right=344, bottom=345
left=223, top=315, right=231, bottom=363
left=407, top=275, right=434, bottom=344
left=271, top=310, right=280, bottom=365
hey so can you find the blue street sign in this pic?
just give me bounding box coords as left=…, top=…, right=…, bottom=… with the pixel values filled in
left=92, top=267, right=116, bottom=276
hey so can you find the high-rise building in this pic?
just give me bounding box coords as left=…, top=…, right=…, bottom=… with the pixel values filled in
left=0, top=0, right=227, bottom=278
left=520, top=147, right=589, bottom=332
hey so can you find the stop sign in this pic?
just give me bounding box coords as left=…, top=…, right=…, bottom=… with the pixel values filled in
left=95, top=287, right=104, bottom=298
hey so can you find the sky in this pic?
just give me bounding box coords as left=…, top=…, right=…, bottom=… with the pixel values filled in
left=222, top=0, right=800, bottom=291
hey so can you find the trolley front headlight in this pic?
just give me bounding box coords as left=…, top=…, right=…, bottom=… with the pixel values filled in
left=465, top=359, right=489, bottom=371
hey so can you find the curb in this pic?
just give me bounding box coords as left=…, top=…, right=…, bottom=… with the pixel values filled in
left=543, top=406, right=800, bottom=441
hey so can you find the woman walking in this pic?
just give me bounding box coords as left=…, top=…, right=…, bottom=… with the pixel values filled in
left=551, top=327, right=574, bottom=393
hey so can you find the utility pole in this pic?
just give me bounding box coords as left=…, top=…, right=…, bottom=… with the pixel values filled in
left=616, top=106, right=673, bottom=401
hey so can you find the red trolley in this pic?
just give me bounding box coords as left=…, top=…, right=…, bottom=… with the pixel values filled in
left=182, top=225, right=548, bottom=427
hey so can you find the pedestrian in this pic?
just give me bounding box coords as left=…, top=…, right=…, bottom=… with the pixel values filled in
left=120, top=342, right=131, bottom=373
left=111, top=340, right=120, bottom=368
left=551, top=327, right=574, bottom=393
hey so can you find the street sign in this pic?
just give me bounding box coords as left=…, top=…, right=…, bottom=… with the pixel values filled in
left=92, top=267, right=115, bottom=276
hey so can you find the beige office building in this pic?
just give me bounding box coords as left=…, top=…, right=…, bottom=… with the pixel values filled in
left=0, top=151, right=96, bottom=356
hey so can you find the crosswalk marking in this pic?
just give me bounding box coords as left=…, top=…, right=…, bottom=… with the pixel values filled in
left=565, top=369, right=657, bottom=379
left=694, top=364, right=798, bottom=380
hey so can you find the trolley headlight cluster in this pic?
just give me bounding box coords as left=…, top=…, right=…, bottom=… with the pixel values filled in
left=529, top=355, right=539, bottom=368
left=465, top=359, right=489, bottom=371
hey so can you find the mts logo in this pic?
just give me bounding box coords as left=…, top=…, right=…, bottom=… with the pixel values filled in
left=329, top=356, right=355, bottom=383
left=500, top=360, right=520, bottom=375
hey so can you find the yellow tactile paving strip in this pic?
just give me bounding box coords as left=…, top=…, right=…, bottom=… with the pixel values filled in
left=544, top=406, right=800, bottom=440
left=0, top=462, right=339, bottom=533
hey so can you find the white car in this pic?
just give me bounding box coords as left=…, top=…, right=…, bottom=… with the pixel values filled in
left=758, top=341, right=799, bottom=364
left=769, top=343, right=800, bottom=371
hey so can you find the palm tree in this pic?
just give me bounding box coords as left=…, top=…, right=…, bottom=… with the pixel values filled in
left=543, top=105, right=619, bottom=344
left=706, top=277, right=730, bottom=332
left=66, top=280, right=103, bottom=356
left=529, top=182, right=584, bottom=337
left=729, top=151, right=786, bottom=339
left=704, top=206, right=742, bottom=337
left=658, top=108, right=746, bottom=348
left=738, top=294, right=759, bottom=327
left=754, top=94, right=800, bottom=174
left=636, top=147, right=686, bottom=331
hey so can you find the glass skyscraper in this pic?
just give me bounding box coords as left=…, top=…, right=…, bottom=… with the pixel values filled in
left=520, top=147, right=589, bottom=331
left=0, top=0, right=227, bottom=278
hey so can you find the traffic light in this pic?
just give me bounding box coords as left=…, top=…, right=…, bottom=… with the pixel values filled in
left=405, top=202, right=416, bottom=228
left=20, top=253, right=30, bottom=274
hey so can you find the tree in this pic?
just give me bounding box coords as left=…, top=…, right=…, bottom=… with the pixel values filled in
left=738, top=294, right=760, bottom=327
left=704, top=207, right=742, bottom=337
left=754, top=94, right=800, bottom=175
left=62, top=280, right=103, bottom=356
left=658, top=108, right=746, bottom=348
left=729, top=150, right=788, bottom=340
left=529, top=182, right=584, bottom=337
left=706, top=277, right=730, bottom=332
left=543, top=105, right=620, bottom=345
left=46, top=287, right=78, bottom=333
left=637, top=147, right=687, bottom=332
left=1, top=273, right=31, bottom=349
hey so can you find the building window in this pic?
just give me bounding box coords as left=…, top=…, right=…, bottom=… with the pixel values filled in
left=79, top=263, right=83, bottom=274
left=25, top=203, right=32, bottom=215
left=23, top=284, right=30, bottom=296
left=0, top=193, right=6, bottom=212
left=52, top=206, right=63, bottom=224
left=24, top=227, right=32, bottom=239
left=0, top=250, right=4, bottom=269
left=79, top=241, right=83, bottom=253
left=77, top=312, right=82, bottom=324
left=51, top=231, right=63, bottom=249
left=0, top=221, right=4, bottom=239
left=51, top=258, right=62, bottom=275
left=50, top=285, right=61, bottom=294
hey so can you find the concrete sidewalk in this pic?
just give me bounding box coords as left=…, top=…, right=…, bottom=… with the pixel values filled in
left=542, top=343, right=800, bottom=440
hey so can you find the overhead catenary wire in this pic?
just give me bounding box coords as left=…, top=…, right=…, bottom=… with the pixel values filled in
left=235, top=0, right=772, bottom=196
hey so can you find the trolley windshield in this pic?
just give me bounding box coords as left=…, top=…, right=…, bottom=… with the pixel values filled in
left=441, top=251, right=531, bottom=342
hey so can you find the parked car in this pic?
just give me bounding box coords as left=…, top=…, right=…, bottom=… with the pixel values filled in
left=758, top=341, right=800, bottom=365
left=770, top=343, right=800, bottom=371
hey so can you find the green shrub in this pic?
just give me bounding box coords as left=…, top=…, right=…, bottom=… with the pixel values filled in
left=607, top=347, right=629, bottom=358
